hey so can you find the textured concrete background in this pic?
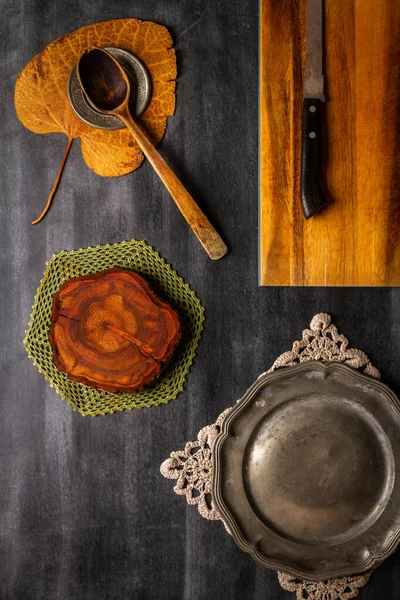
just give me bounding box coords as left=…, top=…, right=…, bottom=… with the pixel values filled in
left=1, top=1, right=400, bottom=598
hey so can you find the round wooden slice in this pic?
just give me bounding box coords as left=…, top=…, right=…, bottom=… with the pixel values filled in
left=49, top=268, right=181, bottom=393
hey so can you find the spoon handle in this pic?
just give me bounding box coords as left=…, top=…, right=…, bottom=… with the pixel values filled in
left=117, top=111, right=228, bottom=260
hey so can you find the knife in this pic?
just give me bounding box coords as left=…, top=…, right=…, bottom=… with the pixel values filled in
left=300, top=0, right=329, bottom=220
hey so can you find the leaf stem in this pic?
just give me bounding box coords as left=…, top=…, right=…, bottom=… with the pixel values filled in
left=31, top=137, right=73, bottom=225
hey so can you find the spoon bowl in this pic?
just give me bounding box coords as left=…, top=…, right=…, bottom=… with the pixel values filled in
left=77, top=48, right=129, bottom=112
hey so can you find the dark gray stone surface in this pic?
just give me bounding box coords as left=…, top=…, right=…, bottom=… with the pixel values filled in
left=1, top=1, right=400, bottom=598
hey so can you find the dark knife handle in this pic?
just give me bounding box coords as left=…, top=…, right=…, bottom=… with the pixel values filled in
left=300, top=98, right=328, bottom=220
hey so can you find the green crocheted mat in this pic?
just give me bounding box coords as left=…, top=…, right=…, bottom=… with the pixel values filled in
left=24, top=240, right=205, bottom=416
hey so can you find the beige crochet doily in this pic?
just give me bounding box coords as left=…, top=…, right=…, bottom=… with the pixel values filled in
left=161, top=313, right=381, bottom=600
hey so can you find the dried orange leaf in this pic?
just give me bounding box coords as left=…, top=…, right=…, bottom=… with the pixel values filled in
left=14, top=18, right=176, bottom=220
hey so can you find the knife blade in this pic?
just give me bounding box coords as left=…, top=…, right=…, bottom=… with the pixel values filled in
left=300, top=0, right=329, bottom=220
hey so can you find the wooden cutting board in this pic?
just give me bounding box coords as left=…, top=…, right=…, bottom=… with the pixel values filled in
left=259, top=0, right=400, bottom=286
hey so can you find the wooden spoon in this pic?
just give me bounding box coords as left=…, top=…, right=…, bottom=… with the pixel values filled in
left=77, top=47, right=228, bottom=260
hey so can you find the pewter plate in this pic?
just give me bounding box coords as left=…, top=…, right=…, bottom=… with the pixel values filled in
left=67, top=46, right=152, bottom=130
left=213, top=362, right=400, bottom=581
